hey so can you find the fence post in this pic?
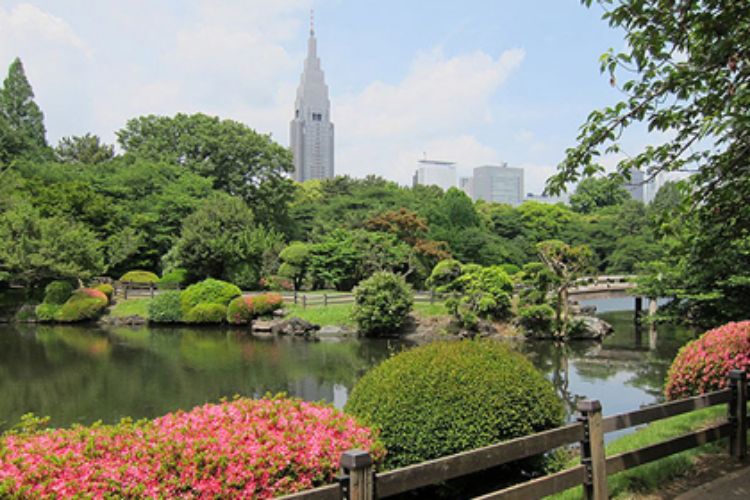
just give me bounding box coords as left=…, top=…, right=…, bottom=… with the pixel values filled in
left=728, top=370, right=747, bottom=459
left=339, top=449, right=373, bottom=500
left=578, top=400, right=607, bottom=500
left=430, top=290, right=435, bottom=304
left=150, top=283, right=155, bottom=299
left=324, top=293, right=328, bottom=307
left=124, top=284, right=128, bottom=301
left=294, top=290, right=298, bottom=305
left=302, top=294, right=307, bottom=309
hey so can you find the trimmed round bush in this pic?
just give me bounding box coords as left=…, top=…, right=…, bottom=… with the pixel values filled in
left=665, top=321, right=750, bottom=400
left=94, top=283, right=114, bottom=303
left=43, top=280, right=73, bottom=305
left=227, top=296, right=254, bottom=325
left=120, top=270, right=159, bottom=284
left=426, top=259, right=462, bottom=291
left=352, top=272, right=413, bottom=336
left=158, top=268, right=188, bottom=289
left=345, top=340, right=564, bottom=469
left=180, top=278, right=241, bottom=316
left=148, top=291, right=183, bottom=323
left=35, top=303, right=61, bottom=322
left=252, top=293, right=284, bottom=317
left=54, top=288, right=109, bottom=322
left=185, top=303, right=228, bottom=324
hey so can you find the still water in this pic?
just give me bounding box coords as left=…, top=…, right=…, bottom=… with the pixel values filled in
left=0, top=300, right=695, bottom=433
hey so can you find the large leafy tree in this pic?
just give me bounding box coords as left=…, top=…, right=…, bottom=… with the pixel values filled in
left=550, top=0, right=750, bottom=325
left=55, top=134, right=114, bottom=164
left=569, top=176, right=630, bottom=214
left=116, top=113, right=295, bottom=231
left=0, top=58, right=48, bottom=162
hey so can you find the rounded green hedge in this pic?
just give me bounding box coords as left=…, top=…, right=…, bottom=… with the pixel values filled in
left=180, top=279, right=241, bottom=317
left=93, top=284, right=114, bottom=302
left=352, top=272, right=413, bottom=336
left=35, top=303, right=61, bottom=322
left=54, top=289, right=109, bottom=322
left=43, top=280, right=73, bottom=305
left=148, top=291, right=183, bottom=323
left=120, top=270, right=159, bottom=284
left=185, top=303, right=228, bottom=324
left=345, top=340, right=564, bottom=469
left=158, top=268, right=188, bottom=290
left=226, top=293, right=284, bottom=325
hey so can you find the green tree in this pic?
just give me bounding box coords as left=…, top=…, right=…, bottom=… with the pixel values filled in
left=278, top=242, right=312, bottom=291
left=569, top=176, right=630, bottom=214
left=166, top=193, right=282, bottom=288
left=550, top=0, right=750, bottom=326
left=0, top=58, right=46, bottom=150
left=537, top=240, right=593, bottom=338
left=116, top=113, right=295, bottom=230
left=55, top=134, right=114, bottom=164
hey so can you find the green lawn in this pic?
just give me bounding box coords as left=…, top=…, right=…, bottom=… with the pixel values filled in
left=108, top=298, right=151, bottom=319
left=549, top=406, right=728, bottom=499
left=284, top=303, right=356, bottom=326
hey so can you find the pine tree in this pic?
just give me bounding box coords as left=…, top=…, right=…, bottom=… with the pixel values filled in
left=0, top=57, right=47, bottom=149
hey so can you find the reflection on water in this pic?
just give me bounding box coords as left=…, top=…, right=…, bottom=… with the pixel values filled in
left=0, top=300, right=697, bottom=433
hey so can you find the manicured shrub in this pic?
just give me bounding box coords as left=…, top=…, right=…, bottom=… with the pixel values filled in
left=180, top=278, right=241, bottom=316
left=34, top=303, right=60, bottom=322
left=185, top=303, right=228, bottom=324
left=518, top=304, right=556, bottom=335
left=252, top=293, right=284, bottom=317
left=345, top=340, right=564, bottom=469
left=148, top=291, right=183, bottom=323
left=446, top=265, right=513, bottom=328
left=0, top=396, right=383, bottom=498
left=43, top=280, right=73, bottom=305
left=54, top=288, right=108, bottom=322
left=352, top=272, right=413, bottom=335
left=665, top=321, right=750, bottom=400
left=426, top=259, right=462, bottom=291
left=119, top=270, right=159, bottom=284
left=94, top=283, right=114, bottom=302
left=157, top=268, right=187, bottom=289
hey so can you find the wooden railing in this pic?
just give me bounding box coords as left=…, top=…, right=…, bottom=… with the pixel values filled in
left=280, top=370, right=748, bottom=500
left=279, top=291, right=444, bottom=308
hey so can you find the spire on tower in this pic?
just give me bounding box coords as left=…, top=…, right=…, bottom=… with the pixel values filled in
left=310, top=9, right=314, bottom=36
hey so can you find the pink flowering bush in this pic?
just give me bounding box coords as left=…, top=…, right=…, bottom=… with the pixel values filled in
left=0, top=397, right=383, bottom=498
left=665, top=321, right=750, bottom=400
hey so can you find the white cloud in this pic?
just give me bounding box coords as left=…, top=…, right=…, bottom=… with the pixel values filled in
left=335, top=47, right=525, bottom=184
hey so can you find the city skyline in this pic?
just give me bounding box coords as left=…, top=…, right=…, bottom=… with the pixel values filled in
left=1, top=1, right=648, bottom=194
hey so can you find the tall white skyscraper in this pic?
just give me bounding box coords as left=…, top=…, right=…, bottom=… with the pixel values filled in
left=472, top=164, right=524, bottom=206
left=290, top=14, right=334, bottom=182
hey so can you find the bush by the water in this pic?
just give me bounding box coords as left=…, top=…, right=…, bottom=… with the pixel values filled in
left=120, top=270, right=159, bottom=284
left=148, top=291, right=183, bottom=323
left=446, top=265, right=513, bottom=328
left=54, top=288, right=108, bottom=322
left=185, top=303, right=228, bottom=324
left=345, top=340, right=564, bottom=469
left=43, top=280, right=73, bottom=305
left=0, top=397, right=383, bottom=498
left=665, top=321, right=750, bottom=400
left=226, top=293, right=284, bottom=325
left=518, top=304, right=556, bottom=335
left=35, top=303, right=60, bottom=322
left=180, top=278, right=241, bottom=316
left=93, top=283, right=114, bottom=302
left=352, top=272, right=413, bottom=335
left=158, top=268, right=188, bottom=289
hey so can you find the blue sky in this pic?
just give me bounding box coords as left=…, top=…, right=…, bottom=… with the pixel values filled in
left=0, top=1, right=638, bottom=193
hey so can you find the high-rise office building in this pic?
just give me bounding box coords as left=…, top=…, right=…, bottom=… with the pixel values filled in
left=290, top=14, right=334, bottom=182
left=412, top=159, right=456, bottom=191
left=471, top=164, right=524, bottom=206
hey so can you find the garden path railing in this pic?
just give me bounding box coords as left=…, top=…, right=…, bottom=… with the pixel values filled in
left=279, top=370, right=748, bottom=500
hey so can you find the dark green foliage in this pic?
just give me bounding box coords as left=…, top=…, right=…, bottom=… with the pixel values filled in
left=0, top=58, right=47, bottom=155
left=34, top=303, right=60, bottom=322
left=157, top=269, right=187, bottom=289
left=278, top=242, right=311, bottom=291
left=55, top=134, right=114, bottom=164
left=54, top=289, right=108, bottom=322
left=120, top=270, right=159, bottom=284
left=345, top=340, right=564, bottom=469
left=148, top=291, right=183, bottom=323
left=570, top=177, right=630, bottom=214
left=426, top=259, right=462, bottom=291
left=43, top=281, right=73, bottom=305
left=184, top=303, right=227, bottom=324
left=180, top=278, right=241, bottom=316
left=446, top=265, right=514, bottom=328
left=518, top=304, right=556, bottom=335
left=352, top=272, right=413, bottom=335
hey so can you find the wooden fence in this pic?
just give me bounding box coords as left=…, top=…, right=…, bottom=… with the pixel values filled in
left=279, top=291, right=444, bottom=308
left=280, top=370, right=748, bottom=500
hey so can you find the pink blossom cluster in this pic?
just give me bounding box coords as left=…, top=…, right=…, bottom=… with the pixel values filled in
left=0, top=397, right=383, bottom=498
left=80, top=287, right=109, bottom=304
left=665, top=320, right=750, bottom=400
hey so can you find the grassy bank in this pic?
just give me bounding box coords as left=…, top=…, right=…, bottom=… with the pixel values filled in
left=549, top=406, right=728, bottom=499
left=108, top=298, right=151, bottom=318
left=284, top=301, right=449, bottom=327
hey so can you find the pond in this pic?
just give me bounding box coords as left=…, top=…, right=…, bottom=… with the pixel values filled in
left=0, top=299, right=696, bottom=433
